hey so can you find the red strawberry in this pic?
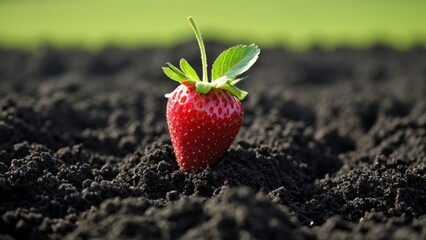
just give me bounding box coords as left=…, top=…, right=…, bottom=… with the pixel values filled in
left=162, top=17, right=259, bottom=172
left=167, top=82, right=243, bottom=171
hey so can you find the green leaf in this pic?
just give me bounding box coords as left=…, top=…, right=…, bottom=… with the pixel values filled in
left=163, top=62, right=189, bottom=82
left=195, top=82, right=213, bottom=94
left=230, top=76, right=247, bottom=85
left=162, top=67, right=187, bottom=82
left=180, top=58, right=200, bottom=81
left=166, top=62, right=186, bottom=75
left=211, top=44, right=260, bottom=81
left=219, top=83, right=248, bottom=100
left=212, top=76, right=230, bottom=88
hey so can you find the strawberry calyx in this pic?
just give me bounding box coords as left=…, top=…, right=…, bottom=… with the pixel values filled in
left=163, top=16, right=260, bottom=101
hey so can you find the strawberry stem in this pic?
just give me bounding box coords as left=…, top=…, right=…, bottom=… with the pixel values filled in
left=188, top=16, right=208, bottom=83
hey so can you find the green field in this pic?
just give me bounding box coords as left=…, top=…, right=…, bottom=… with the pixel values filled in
left=1, top=0, right=426, bottom=50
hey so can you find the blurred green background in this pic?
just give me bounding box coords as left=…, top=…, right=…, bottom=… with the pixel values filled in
left=1, top=0, right=426, bottom=50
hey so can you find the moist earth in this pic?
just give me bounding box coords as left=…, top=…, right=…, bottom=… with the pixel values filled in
left=0, top=42, right=425, bottom=239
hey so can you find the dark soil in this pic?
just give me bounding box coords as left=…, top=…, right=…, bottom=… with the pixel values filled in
left=0, top=42, right=425, bottom=239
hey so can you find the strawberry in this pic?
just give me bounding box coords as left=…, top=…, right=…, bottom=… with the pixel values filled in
left=166, top=83, right=243, bottom=171
left=163, top=17, right=260, bottom=172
